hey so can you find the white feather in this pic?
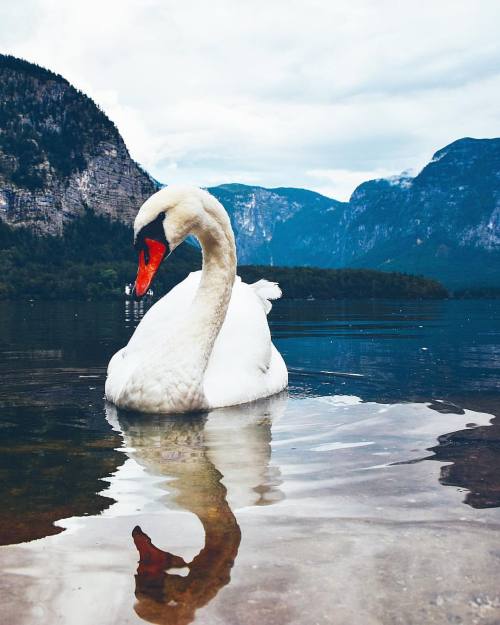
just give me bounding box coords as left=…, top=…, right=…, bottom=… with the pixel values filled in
left=105, top=187, right=288, bottom=414
left=250, top=280, right=282, bottom=314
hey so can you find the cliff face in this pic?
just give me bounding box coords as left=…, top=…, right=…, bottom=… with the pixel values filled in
left=342, top=138, right=500, bottom=286
left=347, top=137, right=500, bottom=258
left=0, top=55, right=156, bottom=234
left=210, top=139, right=500, bottom=287
left=1, top=56, right=499, bottom=288
left=209, top=184, right=346, bottom=266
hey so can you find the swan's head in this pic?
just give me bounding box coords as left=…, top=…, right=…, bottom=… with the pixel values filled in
left=132, top=185, right=225, bottom=298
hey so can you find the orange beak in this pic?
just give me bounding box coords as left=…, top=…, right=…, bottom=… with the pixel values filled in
left=134, top=238, right=168, bottom=298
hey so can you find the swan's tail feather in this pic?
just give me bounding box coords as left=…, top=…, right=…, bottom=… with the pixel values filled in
left=251, top=279, right=282, bottom=314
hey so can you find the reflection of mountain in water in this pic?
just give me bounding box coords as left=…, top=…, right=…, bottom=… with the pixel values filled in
left=106, top=393, right=286, bottom=625
left=426, top=396, right=500, bottom=509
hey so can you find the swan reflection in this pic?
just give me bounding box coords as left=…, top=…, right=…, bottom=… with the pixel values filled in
left=105, top=393, right=286, bottom=625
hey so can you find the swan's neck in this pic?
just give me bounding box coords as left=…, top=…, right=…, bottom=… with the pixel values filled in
left=186, top=210, right=237, bottom=372
left=137, top=207, right=236, bottom=412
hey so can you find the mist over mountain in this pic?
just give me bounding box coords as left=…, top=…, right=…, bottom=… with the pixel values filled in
left=0, top=54, right=498, bottom=290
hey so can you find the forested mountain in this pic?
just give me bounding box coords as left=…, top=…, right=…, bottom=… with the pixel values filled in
left=0, top=54, right=496, bottom=292
left=209, top=138, right=500, bottom=288
left=209, top=184, right=346, bottom=266
left=0, top=210, right=200, bottom=299
left=343, top=138, right=500, bottom=288
left=0, top=54, right=156, bottom=234
left=0, top=214, right=446, bottom=300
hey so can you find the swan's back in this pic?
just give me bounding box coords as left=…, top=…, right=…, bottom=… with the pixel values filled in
left=204, top=276, right=287, bottom=407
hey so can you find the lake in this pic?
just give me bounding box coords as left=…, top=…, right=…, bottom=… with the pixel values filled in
left=1, top=298, right=500, bottom=625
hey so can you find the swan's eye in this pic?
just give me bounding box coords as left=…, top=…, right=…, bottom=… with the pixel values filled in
left=134, top=213, right=167, bottom=261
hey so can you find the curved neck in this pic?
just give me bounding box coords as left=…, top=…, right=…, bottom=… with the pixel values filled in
left=187, top=209, right=237, bottom=373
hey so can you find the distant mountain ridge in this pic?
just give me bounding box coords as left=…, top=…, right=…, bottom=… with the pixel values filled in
left=344, top=138, right=500, bottom=287
left=0, top=54, right=499, bottom=288
left=208, top=138, right=500, bottom=288
left=208, top=184, right=346, bottom=266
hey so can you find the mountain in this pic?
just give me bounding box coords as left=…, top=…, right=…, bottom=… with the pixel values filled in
left=0, top=54, right=157, bottom=234
left=344, top=138, right=500, bottom=288
left=210, top=138, right=500, bottom=288
left=0, top=54, right=498, bottom=290
left=0, top=54, right=200, bottom=299
left=208, top=184, right=346, bottom=266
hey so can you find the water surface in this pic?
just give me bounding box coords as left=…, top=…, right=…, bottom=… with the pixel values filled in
left=1, top=299, right=500, bottom=624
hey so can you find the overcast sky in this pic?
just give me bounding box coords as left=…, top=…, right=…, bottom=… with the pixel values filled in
left=1, top=0, right=500, bottom=200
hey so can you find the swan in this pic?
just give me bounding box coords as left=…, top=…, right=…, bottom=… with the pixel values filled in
left=105, top=185, right=288, bottom=413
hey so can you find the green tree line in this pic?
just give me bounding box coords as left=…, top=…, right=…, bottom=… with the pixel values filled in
left=0, top=54, right=120, bottom=189
left=0, top=211, right=449, bottom=300
left=238, top=265, right=448, bottom=300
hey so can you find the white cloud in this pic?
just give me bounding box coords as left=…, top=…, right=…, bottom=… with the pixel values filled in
left=2, top=0, right=500, bottom=199
left=306, top=168, right=398, bottom=202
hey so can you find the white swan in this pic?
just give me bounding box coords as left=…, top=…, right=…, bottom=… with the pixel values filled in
left=105, top=186, right=288, bottom=413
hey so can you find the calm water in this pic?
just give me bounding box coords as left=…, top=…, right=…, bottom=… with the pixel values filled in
left=1, top=299, right=500, bottom=624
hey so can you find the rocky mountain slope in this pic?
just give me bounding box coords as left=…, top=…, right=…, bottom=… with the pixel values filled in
left=1, top=55, right=498, bottom=289
left=0, top=54, right=156, bottom=234
left=344, top=138, right=500, bottom=287
left=209, top=184, right=346, bottom=266
left=210, top=138, right=500, bottom=288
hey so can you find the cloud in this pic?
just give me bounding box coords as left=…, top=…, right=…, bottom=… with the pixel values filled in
left=2, top=0, right=500, bottom=199
left=306, top=168, right=398, bottom=202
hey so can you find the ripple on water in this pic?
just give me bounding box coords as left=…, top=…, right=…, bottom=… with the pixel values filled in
left=1, top=299, right=500, bottom=624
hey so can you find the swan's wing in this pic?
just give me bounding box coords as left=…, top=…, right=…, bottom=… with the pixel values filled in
left=108, top=270, right=287, bottom=409
left=203, top=277, right=288, bottom=408
left=107, top=346, right=125, bottom=375
left=250, top=280, right=282, bottom=314
left=125, top=271, right=201, bottom=350
left=106, top=272, right=202, bottom=387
